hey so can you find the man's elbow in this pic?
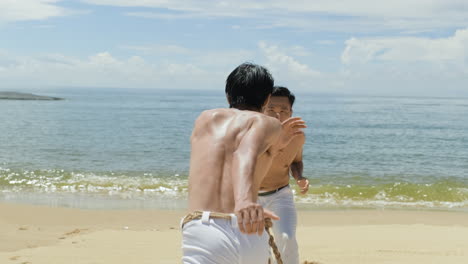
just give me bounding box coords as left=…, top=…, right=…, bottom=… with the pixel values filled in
left=291, top=160, right=303, bottom=168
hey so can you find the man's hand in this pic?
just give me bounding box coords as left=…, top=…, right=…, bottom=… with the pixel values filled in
left=277, top=117, right=307, bottom=150
left=297, top=177, right=309, bottom=194
left=235, top=203, right=279, bottom=235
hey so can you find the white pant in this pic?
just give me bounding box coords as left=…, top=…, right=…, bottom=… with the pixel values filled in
left=258, top=186, right=299, bottom=264
left=181, top=212, right=270, bottom=264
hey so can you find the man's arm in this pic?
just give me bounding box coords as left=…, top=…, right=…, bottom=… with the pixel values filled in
left=232, top=117, right=280, bottom=235
left=290, top=160, right=304, bottom=181
left=291, top=136, right=309, bottom=194
left=269, top=117, right=307, bottom=156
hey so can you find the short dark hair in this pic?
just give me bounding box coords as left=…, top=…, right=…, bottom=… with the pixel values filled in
left=272, top=86, right=295, bottom=107
left=225, top=62, right=274, bottom=110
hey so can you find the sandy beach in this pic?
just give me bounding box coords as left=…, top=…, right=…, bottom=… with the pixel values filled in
left=1, top=202, right=467, bottom=264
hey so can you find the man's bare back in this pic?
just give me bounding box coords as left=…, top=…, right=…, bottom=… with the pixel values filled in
left=188, top=108, right=281, bottom=214
left=188, top=107, right=305, bottom=234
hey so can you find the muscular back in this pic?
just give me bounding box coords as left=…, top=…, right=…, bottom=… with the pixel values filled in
left=188, top=108, right=281, bottom=213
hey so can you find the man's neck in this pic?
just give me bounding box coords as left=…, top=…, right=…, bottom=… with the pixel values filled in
left=233, top=106, right=262, bottom=112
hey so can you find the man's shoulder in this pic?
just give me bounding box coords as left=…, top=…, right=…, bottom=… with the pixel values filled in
left=198, top=108, right=229, bottom=117
left=203, top=109, right=277, bottom=123
left=195, top=108, right=231, bottom=123
left=195, top=109, right=280, bottom=133
left=249, top=112, right=281, bottom=131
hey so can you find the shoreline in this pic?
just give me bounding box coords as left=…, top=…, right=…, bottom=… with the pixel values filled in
left=1, top=202, right=467, bottom=264
left=2, top=189, right=467, bottom=212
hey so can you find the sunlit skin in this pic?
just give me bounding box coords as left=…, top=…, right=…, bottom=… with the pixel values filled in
left=188, top=97, right=307, bottom=235
left=262, top=96, right=309, bottom=194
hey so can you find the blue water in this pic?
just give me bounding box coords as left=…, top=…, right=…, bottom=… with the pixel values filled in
left=1, top=88, right=467, bottom=210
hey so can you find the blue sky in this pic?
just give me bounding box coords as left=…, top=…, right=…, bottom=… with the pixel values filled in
left=1, top=0, right=467, bottom=96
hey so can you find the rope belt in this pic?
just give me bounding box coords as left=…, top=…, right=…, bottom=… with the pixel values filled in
left=181, top=211, right=231, bottom=227
left=182, top=211, right=283, bottom=264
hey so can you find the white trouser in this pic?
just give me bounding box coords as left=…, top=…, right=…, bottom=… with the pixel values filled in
left=181, top=211, right=270, bottom=264
left=258, top=186, right=299, bottom=264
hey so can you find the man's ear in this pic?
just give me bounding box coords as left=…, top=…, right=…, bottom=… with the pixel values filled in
left=262, top=95, right=272, bottom=110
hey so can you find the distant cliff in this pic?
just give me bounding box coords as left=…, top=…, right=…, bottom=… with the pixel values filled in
left=0, top=92, right=64, bottom=100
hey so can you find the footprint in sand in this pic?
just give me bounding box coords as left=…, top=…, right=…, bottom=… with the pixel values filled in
left=59, top=228, right=88, bottom=240
left=65, top=228, right=87, bottom=236
left=18, top=226, right=28, bottom=231
left=9, top=256, right=20, bottom=261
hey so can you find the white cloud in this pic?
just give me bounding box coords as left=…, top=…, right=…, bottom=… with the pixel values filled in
left=0, top=43, right=322, bottom=91
left=84, top=0, right=467, bottom=18
left=83, top=0, right=468, bottom=31
left=258, top=42, right=321, bottom=89
left=89, top=0, right=252, bottom=18
left=259, top=42, right=320, bottom=75
left=274, top=0, right=468, bottom=19
left=0, top=51, right=217, bottom=89
left=0, top=0, right=67, bottom=22
left=120, top=44, right=254, bottom=72
left=2, top=37, right=467, bottom=96
left=342, top=28, right=468, bottom=66
left=337, top=28, right=468, bottom=96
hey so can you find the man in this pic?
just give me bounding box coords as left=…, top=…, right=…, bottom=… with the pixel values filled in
left=182, top=63, right=306, bottom=264
left=259, top=86, right=309, bottom=264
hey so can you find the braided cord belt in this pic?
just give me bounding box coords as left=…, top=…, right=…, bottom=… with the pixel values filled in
left=182, top=211, right=283, bottom=264
left=181, top=211, right=231, bottom=227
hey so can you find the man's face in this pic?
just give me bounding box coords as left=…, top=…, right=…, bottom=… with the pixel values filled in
left=264, top=96, right=292, bottom=122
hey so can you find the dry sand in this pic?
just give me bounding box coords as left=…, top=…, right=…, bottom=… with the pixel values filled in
left=1, top=202, right=467, bottom=264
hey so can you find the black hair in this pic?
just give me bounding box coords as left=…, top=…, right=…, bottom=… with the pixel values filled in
left=225, top=62, right=274, bottom=110
left=271, top=86, right=295, bottom=107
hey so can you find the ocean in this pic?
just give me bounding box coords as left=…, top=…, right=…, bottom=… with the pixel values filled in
left=1, top=88, right=467, bottom=211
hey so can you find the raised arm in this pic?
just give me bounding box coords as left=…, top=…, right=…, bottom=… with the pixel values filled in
left=270, top=117, right=307, bottom=156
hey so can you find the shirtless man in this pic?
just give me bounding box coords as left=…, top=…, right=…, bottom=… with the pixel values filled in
left=182, top=63, right=306, bottom=264
left=259, top=86, right=309, bottom=264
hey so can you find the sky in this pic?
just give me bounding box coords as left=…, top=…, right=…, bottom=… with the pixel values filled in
left=0, top=0, right=467, bottom=96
